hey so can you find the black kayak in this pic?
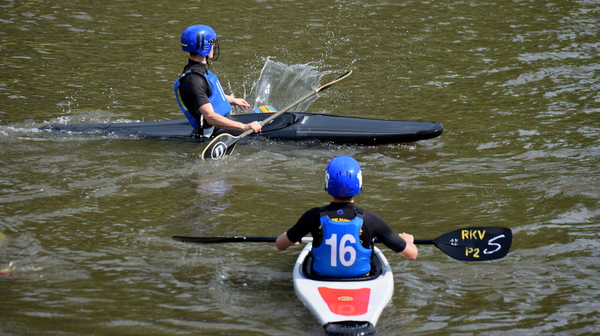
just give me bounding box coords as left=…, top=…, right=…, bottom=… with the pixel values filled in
left=40, top=112, right=443, bottom=145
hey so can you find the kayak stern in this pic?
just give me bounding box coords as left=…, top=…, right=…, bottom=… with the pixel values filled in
left=293, top=243, right=394, bottom=336
left=323, top=321, right=377, bottom=336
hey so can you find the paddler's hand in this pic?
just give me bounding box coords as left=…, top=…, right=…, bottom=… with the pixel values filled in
left=398, top=232, right=414, bottom=244
left=229, top=97, right=251, bottom=111
left=398, top=232, right=418, bottom=260
left=245, top=121, right=262, bottom=133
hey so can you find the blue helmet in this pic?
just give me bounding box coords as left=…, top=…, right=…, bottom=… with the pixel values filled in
left=324, top=156, right=362, bottom=197
left=180, top=25, right=220, bottom=60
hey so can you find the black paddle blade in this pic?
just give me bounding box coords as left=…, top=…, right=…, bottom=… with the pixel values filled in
left=201, top=133, right=240, bottom=161
left=173, top=236, right=277, bottom=244
left=432, top=227, right=512, bottom=261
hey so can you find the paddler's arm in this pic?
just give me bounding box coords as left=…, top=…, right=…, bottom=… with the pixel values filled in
left=226, top=95, right=250, bottom=112
left=277, top=209, right=316, bottom=251
left=397, top=232, right=418, bottom=260
left=275, top=232, right=300, bottom=251
left=199, top=103, right=261, bottom=132
left=367, top=211, right=418, bottom=260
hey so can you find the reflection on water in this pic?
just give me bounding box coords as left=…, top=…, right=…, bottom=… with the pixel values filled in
left=194, top=179, right=232, bottom=215
left=1, top=0, right=599, bottom=335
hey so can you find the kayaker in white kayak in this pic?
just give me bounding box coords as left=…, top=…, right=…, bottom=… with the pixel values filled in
left=276, top=155, right=418, bottom=278
left=174, top=24, right=262, bottom=139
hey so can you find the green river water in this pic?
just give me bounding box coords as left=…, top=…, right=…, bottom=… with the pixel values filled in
left=1, top=0, right=599, bottom=335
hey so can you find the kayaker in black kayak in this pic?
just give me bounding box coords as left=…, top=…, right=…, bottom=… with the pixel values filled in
left=174, top=24, right=262, bottom=139
left=276, top=155, right=418, bottom=278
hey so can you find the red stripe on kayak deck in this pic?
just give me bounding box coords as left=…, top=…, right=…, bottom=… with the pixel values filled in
left=318, top=287, right=371, bottom=316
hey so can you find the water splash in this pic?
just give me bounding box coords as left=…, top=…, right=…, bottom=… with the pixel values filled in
left=244, top=59, right=327, bottom=112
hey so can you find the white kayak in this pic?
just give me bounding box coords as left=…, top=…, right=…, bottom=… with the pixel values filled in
left=293, top=239, right=394, bottom=336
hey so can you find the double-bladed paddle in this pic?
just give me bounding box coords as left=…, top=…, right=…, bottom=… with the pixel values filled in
left=201, top=70, right=353, bottom=161
left=172, top=226, right=512, bottom=262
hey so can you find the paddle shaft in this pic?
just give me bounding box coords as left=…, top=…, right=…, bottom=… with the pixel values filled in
left=172, top=226, right=512, bottom=262
left=201, top=70, right=352, bottom=160
left=236, top=70, right=353, bottom=140
left=172, top=236, right=433, bottom=244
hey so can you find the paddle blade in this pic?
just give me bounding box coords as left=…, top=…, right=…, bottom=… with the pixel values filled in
left=315, top=70, right=353, bottom=93
left=432, top=227, right=512, bottom=261
left=201, top=133, right=240, bottom=161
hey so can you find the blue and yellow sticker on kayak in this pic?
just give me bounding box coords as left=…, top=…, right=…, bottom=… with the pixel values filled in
left=253, top=105, right=278, bottom=113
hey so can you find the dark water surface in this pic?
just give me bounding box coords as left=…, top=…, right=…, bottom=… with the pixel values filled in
left=1, top=0, right=599, bottom=335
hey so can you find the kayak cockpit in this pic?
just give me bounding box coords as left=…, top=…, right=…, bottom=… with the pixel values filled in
left=300, top=250, right=388, bottom=282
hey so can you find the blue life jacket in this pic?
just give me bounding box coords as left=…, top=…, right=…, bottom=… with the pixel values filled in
left=174, top=69, right=232, bottom=129
left=312, top=207, right=372, bottom=277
